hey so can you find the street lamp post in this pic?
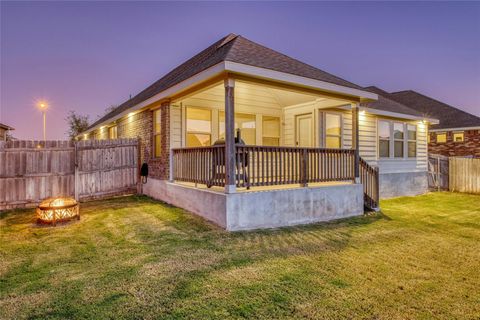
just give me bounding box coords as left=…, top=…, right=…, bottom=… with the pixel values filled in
left=38, top=102, right=48, bottom=142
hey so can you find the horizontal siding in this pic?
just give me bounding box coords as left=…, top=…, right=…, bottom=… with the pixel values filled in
left=171, top=105, right=182, bottom=148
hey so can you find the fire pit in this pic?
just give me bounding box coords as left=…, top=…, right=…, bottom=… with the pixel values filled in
left=36, top=197, right=80, bottom=226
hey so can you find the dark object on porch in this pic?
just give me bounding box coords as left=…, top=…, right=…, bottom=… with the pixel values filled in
left=207, top=129, right=250, bottom=189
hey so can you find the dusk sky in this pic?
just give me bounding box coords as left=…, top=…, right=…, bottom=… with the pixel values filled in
left=1, top=1, right=479, bottom=140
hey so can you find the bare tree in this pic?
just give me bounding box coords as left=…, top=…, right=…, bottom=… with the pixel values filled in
left=65, top=111, right=90, bottom=140
left=97, top=105, right=118, bottom=120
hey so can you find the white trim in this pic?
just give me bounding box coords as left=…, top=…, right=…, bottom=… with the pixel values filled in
left=430, top=126, right=480, bottom=132
left=225, top=61, right=378, bottom=101
left=80, top=62, right=226, bottom=136
left=338, top=105, right=439, bottom=124
left=319, top=110, right=344, bottom=148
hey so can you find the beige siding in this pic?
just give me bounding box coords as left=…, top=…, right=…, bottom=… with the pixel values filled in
left=282, top=102, right=428, bottom=173
left=170, top=105, right=182, bottom=148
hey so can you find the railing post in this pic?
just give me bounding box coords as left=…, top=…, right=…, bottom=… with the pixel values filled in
left=169, top=149, right=174, bottom=182
left=302, top=148, right=308, bottom=187
left=224, top=78, right=236, bottom=193
left=351, top=103, right=360, bottom=183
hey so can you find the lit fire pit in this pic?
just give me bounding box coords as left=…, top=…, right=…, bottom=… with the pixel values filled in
left=36, top=197, right=80, bottom=225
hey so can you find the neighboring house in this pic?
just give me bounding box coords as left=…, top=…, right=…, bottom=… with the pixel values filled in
left=79, top=34, right=437, bottom=231
left=0, top=123, right=14, bottom=141
left=366, top=87, right=480, bottom=158
left=389, top=90, right=480, bottom=158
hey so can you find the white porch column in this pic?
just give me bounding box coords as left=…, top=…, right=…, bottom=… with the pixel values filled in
left=224, top=78, right=236, bottom=193
left=351, top=102, right=360, bottom=183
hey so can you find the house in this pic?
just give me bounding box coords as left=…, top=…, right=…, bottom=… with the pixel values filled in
left=79, top=34, right=437, bottom=231
left=0, top=123, right=14, bottom=141
left=388, top=90, right=480, bottom=158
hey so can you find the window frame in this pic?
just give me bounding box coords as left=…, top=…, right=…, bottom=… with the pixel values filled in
left=108, top=125, right=117, bottom=140
left=378, top=120, right=418, bottom=159
left=218, top=111, right=257, bottom=145
left=407, top=124, right=417, bottom=158
left=262, top=115, right=281, bottom=146
left=436, top=132, right=447, bottom=144
left=186, top=106, right=212, bottom=147
left=393, top=121, right=405, bottom=158
left=322, top=111, right=343, bottom=149
left=153, top=108, right=162, bottom=158
left=378, top=119, right=391, bottom=159
left=453, top=131, right=464, bottom=143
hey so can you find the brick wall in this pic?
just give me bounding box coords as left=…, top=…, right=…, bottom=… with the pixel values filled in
left=88, top=102, right=171, bottom=180
left=147, top=101, right=170, bottom=180
left=429, top=129, right=480, bottom=157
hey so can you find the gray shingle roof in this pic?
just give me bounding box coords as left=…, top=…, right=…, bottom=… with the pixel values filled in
left=88, top=33, right=364, bottom=130
left=389, top=90, right=480, bottom=130
left=363, top=86, right=424, bottom=118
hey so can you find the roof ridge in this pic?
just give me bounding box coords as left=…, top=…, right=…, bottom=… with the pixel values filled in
left=217, top=33, right=238, bottom=49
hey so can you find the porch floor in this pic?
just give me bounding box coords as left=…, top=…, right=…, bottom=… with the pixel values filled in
left=173, top=180, right=354, bottom=193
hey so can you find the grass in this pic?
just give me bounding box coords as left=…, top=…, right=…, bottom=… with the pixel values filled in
left=1, top=192, right=479, bottom=319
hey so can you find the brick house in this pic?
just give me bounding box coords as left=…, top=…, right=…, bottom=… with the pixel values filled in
left=366, top=88, right=480, bottom=158
left=79, top=34, right=438, bottom=230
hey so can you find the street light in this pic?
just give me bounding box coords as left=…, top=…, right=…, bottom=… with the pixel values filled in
left=37, top=101, right=48, bottom=141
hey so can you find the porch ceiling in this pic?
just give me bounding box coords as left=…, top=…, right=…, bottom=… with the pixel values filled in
left=177, top=80, right=350, bottom=110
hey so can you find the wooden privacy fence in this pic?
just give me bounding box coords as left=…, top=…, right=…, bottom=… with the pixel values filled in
left=0, top=139, right=140, bottom=210
left=428, top=154, right=449, bottom=191
left=449, top=157, right=480, bottom=194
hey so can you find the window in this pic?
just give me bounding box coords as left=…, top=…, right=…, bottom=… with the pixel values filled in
left=436, top=132, right=447, bottom=143
left=407, top=124, right=417, bottom=157
left=186, top=107, right=211, bottom=147
left=378, top=120, right=390, bottom=158
left=108, top=126, right=117, bottom=139
left=262, top=116, right=280, bottom=146
left=453, top=132, right=464, bottom=142
left=325, top=113, right=342, bottom=148
left=378, top=120, right=418, bottom=159
left=219, top=112, right=256, bottom=145
left=154, top=109, right=162, bottom=157
left=393, top=123, right=404, bottom=158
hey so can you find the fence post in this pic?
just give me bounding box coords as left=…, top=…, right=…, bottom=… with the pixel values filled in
left=74, top=141, right=79, bottom=201
left=437, top=156, right=440, bottom=192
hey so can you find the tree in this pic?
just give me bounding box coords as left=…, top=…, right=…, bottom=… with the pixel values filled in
left=97, top=105, right=118, bottom=120
left=66, top=111, right=90, bottom=140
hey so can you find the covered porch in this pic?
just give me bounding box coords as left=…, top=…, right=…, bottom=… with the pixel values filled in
left=166, top=75, right=379, bottom=210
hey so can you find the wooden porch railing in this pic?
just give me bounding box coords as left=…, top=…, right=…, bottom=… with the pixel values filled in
left=171, top=145, right=226, bottom=187
left=234, top=145, right=355, bottom=187
left=359, top=157, right=379, bottom=210
left=172, top=145, right=356, bottom=188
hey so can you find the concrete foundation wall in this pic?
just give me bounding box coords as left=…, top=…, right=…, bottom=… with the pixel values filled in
left=143, top=179, right=227, bottom=228
left=379, top=171, right=428, bottom=199
left=226, top=184, right=364, bottom=231
left=143, top=178, right=364, bottom=231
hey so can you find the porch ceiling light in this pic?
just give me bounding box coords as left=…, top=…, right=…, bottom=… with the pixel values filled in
left=36, top=197, right=80, bottom=226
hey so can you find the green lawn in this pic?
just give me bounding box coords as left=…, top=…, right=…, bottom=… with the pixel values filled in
left=1, top=193, right=479, bottom=319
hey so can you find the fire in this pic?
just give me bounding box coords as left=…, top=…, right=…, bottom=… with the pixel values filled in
left=36, top=197, right=79, bottom=226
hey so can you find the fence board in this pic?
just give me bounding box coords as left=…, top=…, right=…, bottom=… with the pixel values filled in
left=0, top=139, right=139, bottom=210
left=449, top=157, right=480, bottom=194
